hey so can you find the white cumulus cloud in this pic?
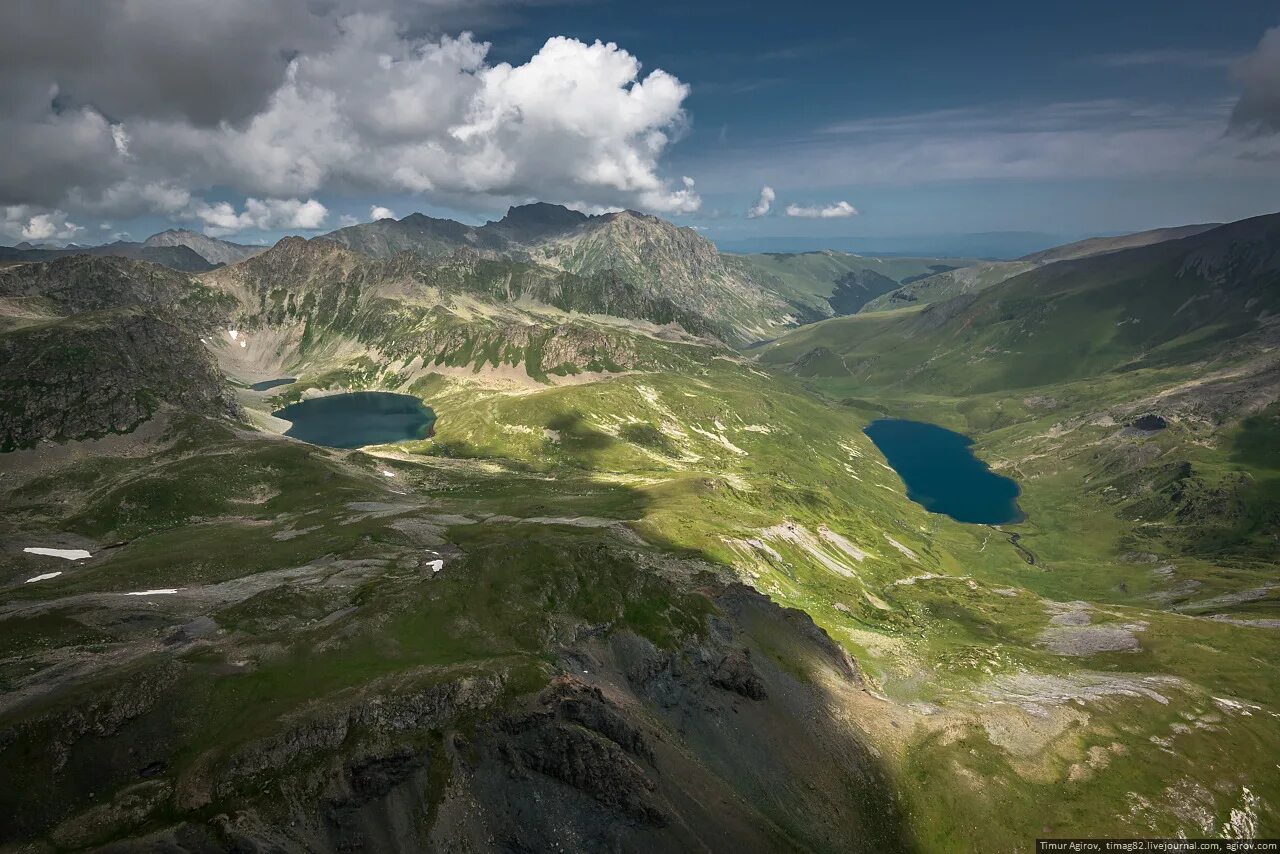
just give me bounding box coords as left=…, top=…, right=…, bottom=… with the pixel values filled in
left=1, top=15, right=700, bottom=221
left=784, top=200, right=859, bottom=218
left=2, top=206, right=83, bottom=243
left=747, top=185, right=774, bottom=218
left=370, top=205, right=396, bottom=221
left=191, top=197, right=328, bottom=237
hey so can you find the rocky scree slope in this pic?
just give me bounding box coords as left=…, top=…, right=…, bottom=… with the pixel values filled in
left=202, top=236, right=721, bottom=382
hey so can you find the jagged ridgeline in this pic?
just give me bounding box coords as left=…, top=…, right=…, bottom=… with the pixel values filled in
left=321, top=202, right=798, bottom=343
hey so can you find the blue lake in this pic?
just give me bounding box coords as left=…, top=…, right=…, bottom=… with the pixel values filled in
left=863, top=418, right=1024, bottom=525
left=273, top=392, right=436, bottom=449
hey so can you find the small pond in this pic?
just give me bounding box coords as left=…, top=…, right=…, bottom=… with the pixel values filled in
left=273, top=392, right=436, bottom=449
left=863, top=418, right=1023, bottom=525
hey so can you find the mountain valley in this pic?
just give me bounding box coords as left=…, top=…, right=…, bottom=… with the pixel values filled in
left=1, top=205, right=1277, bottom=851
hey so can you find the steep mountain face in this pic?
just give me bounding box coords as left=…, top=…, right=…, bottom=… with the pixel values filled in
left=0, top=310, right=238, bottom=450
left=320, top=205, right=792, bottom=343
left=0, top=255, right=235, bottom=329
left=526, top=211, right=791, bottom=342
left=142, top=229, right=265, bottom=266
left=0, top=242, right=217, bottom=273
left=202, top=237, right=716, bottom=383
left=481, top=200, right=589, bottom=243
left=322, top=212, right=505, bottom=258
left=319, top=203, right=590, bottom=260
left=403, top=250, right=717, bottom=336
left=215, top=229, right=733, bottom=345
left=0, top=256, right=238, bottom=449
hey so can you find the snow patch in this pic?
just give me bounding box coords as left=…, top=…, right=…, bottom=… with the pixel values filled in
left=24, top=547, right=92, bottom=560
left=124, top=589, right=181, bottom=596
left=24, top=572, right=63, bottom=583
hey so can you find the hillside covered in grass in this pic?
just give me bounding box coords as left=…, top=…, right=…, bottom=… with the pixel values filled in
left=1, top=208, right=1277, bottom=850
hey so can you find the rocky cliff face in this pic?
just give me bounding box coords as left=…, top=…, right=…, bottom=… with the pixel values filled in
left=318, top=205, right=792, bottom=343
left=0, top=255, right=235, bottom=328
left=0, top=553, right=904, bottom=853
left=0, top=310, right=239, bottom=450
left=528, top=211, right=790, bottom=342
left=0, top=256, right=240, bottom=449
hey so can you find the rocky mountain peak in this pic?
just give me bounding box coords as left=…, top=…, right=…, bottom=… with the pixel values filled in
left=486, top=202, right=589, bottom=243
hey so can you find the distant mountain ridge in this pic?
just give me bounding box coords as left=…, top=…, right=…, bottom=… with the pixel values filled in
left=1018, top=223, right=1222, bottom=265
left=321, top=204, right=792, bottom=343
left=0, top=230, right=263, bottom=272
left=143, top=228, right=265, bottom=266
left=764, top=211, right=1280, bottom=393
left=0, top=240, right=218, bottom=273
left=859, top=222, right=1227, bottom=314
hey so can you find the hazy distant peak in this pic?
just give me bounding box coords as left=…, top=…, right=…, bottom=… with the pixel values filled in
left=1019, top=223, right=1223, bottom=264
left=143, top=228, right=263, bottom=266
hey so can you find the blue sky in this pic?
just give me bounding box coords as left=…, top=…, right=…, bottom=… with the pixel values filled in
left=2, top=0, right=1277, bottom=251
left=464, top=0, right=1280, bottom=241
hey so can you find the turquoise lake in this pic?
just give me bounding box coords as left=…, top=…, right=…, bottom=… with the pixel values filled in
left=863, top=419, right=1024, bottom=524
left=273, top=392, right=436, bottom=449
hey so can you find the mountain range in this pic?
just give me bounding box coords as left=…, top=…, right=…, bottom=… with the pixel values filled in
left=1, top=203, right=1278, bottom=850
left=0, top=230, right=263, bottom=272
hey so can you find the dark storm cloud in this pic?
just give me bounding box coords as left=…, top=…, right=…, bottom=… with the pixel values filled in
left=0, top=0, right=702, bottom=237
left=0, top=0, right=332, bottom=126
left=0, top=0, right=539, bottom=125
left=1228, top=27, right=1280, bottom=137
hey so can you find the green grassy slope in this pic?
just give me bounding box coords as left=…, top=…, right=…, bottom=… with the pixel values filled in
left=750, top=215, right=1280, bottom=846
left=2, top=213, right=1278, bottom=849
left=6, top=355, right=1279, bottom=847
left=731, top=250, right=975, bottom=319
left=763, top=213, right=1280, bottom=394
left=858, top=260, right=1035, bottom=313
